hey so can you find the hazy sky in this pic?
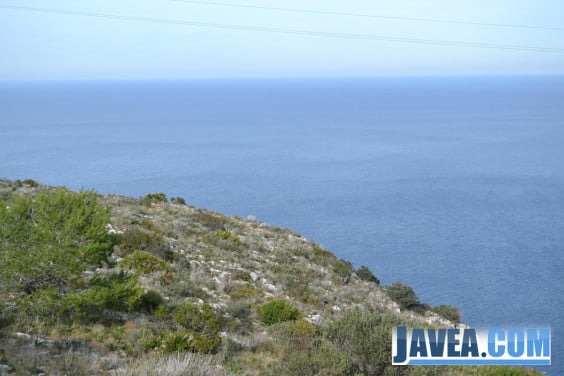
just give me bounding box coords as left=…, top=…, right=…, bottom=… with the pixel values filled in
left=1, top=0, right=564, bottom=79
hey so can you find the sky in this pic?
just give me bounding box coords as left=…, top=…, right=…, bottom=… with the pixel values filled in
left=1, top=0, right=563, bottom=80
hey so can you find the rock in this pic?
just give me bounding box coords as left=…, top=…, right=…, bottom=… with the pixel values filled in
left=249, top=272, right=259, bottom=281
left=15, top=332, right=32, bottom=340
left=305, top=314, right=322, bottom=325
left=35, top=337, right=55, bottom=348
left=105, top=224, right=123, bottom=235
left=246, top=215, right=256, bottom=221
left=0, top=364, right=13, bottom=373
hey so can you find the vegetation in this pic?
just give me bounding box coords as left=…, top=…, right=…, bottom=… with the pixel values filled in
left=432, top=304, right=462, bottom=323
left=117, top=227, right=175, bottom=261
left=357, top=265, right=380, bottom=285
left=139, top=192, right=168, bottom=206
left=0, top=189, right=114, bottom=294
left=259, top=299, right=301, bottom=325
left=214, top=230, right=242, bottom=245
left=170, top=196, right=187, bottom=205
left=120, top=250, right=172, bottom=275
left=385, top=281, right=425, bottom=312
left=22, top=178, right=39, bottom=187
left=0, top=179, right=543, bottom=375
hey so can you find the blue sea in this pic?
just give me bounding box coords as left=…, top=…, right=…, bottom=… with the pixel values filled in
left=1, top=77, right=563, bottom=374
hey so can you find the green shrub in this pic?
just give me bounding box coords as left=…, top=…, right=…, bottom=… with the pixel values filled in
left=161, top=303, right=224, bottom=353
left=20, top=288, right=61, bottom=320
left=140, top=290, right=165, bottom=312
left=22, top=179, right=39, bottom=187
left=310, top=246, right=352, bottom=280
left=59, top=273, right=159, bottom=320
left=139, top=193, right=168, bottom=206
left=432, top=305, right=462, bottom=323
left=120, top=251, right=172, bottom=275
left=324, top=309, right=405, bottom=376
left=283, top=319, right=319, bottom=338
left=356, top=265, right=380, bottom=285
left=160, top=330, right=222, bottom=353
left=189, top=211, right=228, bottom=231
left=117, top=229, right=174, bottom=261
left=0, top=189, right=114, bottom=293
left=153, top=305, right=170, bottom=320
left=312, top=246, right=332, bottom=258
left=139, top=219, right=157, bottom=231
left=171, top=197, right=187, bottom=205
left=228, top=287, right=258, bottom=300
left=269, top=339, right=352, bottom=376
left=173, top=303, right=222, bottom=337
left=286, top=284, right=317, bottom=305
left=385, top=282, right=421, bottom=311
left=332, top=259, right=353, bottom=279
left=259, top=299, right=301, bottom=325
left=214, top=231, right=241, bottom=245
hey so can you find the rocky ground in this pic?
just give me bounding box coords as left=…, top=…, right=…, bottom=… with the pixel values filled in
left=0, top=179, right=541, bottom=376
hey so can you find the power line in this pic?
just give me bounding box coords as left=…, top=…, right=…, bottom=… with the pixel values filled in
left=171, top=0, right=564, bottom=32
left=1, top=4, right=564, bottom=53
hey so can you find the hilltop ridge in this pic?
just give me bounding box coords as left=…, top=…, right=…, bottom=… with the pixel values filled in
left=0, top=179, right=541, bottom=375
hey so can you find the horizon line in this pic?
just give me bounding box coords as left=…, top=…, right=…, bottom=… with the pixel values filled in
left=2, top=73, right=564, bottom=83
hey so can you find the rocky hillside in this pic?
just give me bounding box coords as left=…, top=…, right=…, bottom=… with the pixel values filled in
left=0, top=179, right=542, bottom=376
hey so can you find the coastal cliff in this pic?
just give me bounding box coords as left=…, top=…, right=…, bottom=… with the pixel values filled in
left=0, top=179, right=540, bottom=375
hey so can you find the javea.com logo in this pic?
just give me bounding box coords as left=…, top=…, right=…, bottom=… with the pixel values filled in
left=392, top=326, right=551, bottom=366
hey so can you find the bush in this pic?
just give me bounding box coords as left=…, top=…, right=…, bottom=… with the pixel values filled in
left=140, top=290, right=165, bottom=313
left=120, top=251, right=172, bottom=275
left=312, top=246, right=332, bottom=258
left=117, top=229, right=174, bottom=261
left=153, top=305, right=170, bottom=320
left=160, top=330, right=222, bottom=354
left=385, top=282, right=421, bottom=311
left=432, top=305, right=462, bottom=323
left=59, top=273, right=160, bottom=320
left=0, top=189, right=114, bottom=293
left=228, top=287, right=259, bottom=300
left=173, top=303, right=222, bottom=337
left=214, top=231, right=241, bottom=245
left=283, top=319, right=319, bottom=338
left=22, top=179, right=39, bottom=187
left=139, top=193, right=167, bottom=206
left=332, top=259, right=353, bottom=279
left=324, top=309, right=405, bottom=376
left=356, top=265, right=380, bottom=285
left=170, top=197, right=187, bottom=205
left=269, top=339, right=352, bottom=376
left=259, top=299, right=301, bottom=325
left=189, top=211, right=228, bottom=231
left=20, top=288, right=61, bottom=321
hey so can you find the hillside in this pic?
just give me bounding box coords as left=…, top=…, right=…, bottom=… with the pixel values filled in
left=0, top=179, right=542, bottom=375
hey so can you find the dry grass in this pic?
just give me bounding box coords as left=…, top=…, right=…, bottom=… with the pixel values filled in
left=115, top=353, right=227, bottom=376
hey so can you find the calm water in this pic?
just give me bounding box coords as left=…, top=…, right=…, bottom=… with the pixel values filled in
left=1, top=77, right=563, bottom=374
